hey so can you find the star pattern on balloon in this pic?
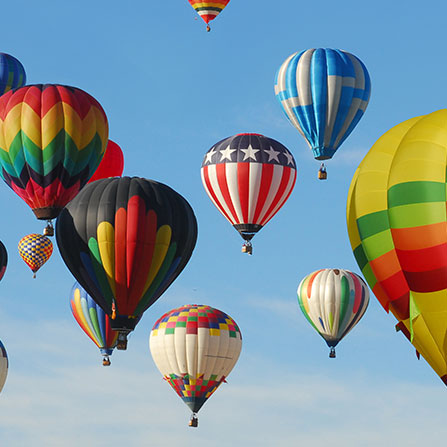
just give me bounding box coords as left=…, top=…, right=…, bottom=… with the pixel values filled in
left=241, top=145, right=259, bottom=161
left=205, top=147, right=217, bottom=164
left=219, top=145, right=236, bottom=161
left=265, top=146, right=280, bottom=162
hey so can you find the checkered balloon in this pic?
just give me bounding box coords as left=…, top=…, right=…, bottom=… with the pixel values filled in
left=18, top=234, right=53, bottom=276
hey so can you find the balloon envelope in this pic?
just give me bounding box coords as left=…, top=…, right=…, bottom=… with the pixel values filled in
left=150, top=304, right=242, bottom=414
left=0, top=84, right=108, bottom=220
left=297, top=268, right=369, bottom=354
left=201, top=133, right=296, bottom=245
left=347, top=109, right=447, bottom=384
left=188, top=0, right=230, bottom=25
left=56, top=177, right=198, bottom=334
left=0, top=340, right=7, bottom=393
left=0, top=53, right=26, bottom=96
left=0, top=240, right=7, bottom=281
left=88, top=140, right=124, bottom=183
left=18, top=233, right=53, bottom=276
left=70, top=282, right=118, bottom=364
left=275, top=48, right=371, bottom=160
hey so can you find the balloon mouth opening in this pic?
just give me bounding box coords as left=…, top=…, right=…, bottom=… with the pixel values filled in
left=33, top=207, right=63, bottom=220
left=234, top=224, right=262, bottom=241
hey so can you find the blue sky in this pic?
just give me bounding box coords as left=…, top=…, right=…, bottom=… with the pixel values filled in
left=1, top=1, right=447, bottom=445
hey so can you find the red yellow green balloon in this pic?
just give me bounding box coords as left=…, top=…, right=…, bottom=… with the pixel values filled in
left=347, top=109, right=447, bottom=385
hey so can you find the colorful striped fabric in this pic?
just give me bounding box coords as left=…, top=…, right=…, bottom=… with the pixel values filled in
left=188, top=1, right=230, bottom=25
left=201, top=133, right=296, bottom=242
left=0, top=84, right=108, bottom=220
left=347, top=109, right=447, bottom=385
left=275, top=48, right=371, bottom=160
left=70, top=282, right=118, bottom=363
left=56, top=177, right=198, bottom=334
left=0, top=53, right=26, bottom=96
left=150, top=304, right=242, bottom=414
left=297, top=269, right=369, bottom=352
left=0, top=339, right=7, bottom=393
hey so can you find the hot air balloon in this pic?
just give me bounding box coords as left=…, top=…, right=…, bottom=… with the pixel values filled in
left=347, top=109, right=447, bottom=385
left=56, top=177, right=198, bottom=349
left=0, top=84, right=108, bottom=235
left=297, top=268, right=369, bottom=358
left=0, top=240, right=7, bottom=281
left=70, top=282, right=118, bottom=366
left=188, top=0, right=230, bottom=31
left=274, top=48, right=371, bottom=179
left=88, top=140, right=124, bottom=184
left=18, top=233, right=53, bottom=278
left=150, top=304, right=242, bottom=427
left=0, top=340, right=7, bottom=393
left=0, top=53, right=26, bottom=96
left=201, top=133, right=297, bottom=254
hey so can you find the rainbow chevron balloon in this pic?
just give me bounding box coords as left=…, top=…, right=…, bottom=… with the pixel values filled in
left=0, top=84, right=108, bottom=220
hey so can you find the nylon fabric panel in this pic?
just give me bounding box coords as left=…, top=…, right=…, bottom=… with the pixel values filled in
left=259, top=166, right=293, bottom=226
left=224, top=163, right=244, bottom=224
left=216, top=163, right=240, bottom=224
left=237, top=161, right=250, bottom=224
left=186, top=334, right=198, bottom=378
left=72, top=288, right=98, bottom=345
left=247, top=162, right=263, bottom=223
left=251, top=163, right=274, bottom=224
left=141, top=225, right=172, bottom=298
left=201, top=165, right=235, bottom=224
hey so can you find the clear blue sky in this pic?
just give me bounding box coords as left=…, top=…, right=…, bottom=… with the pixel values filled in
left=0, top=1, right=446, bottom=445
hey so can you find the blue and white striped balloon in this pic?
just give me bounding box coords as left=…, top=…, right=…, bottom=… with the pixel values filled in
left=274, top=48, right=371, bottom=160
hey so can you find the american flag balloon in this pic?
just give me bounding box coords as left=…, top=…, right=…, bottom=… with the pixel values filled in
left=201, top=133, right=297, bottom=252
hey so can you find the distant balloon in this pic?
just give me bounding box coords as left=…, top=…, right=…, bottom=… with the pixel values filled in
left=88, top=140, right=124, bottom=184
left=201, top=133, right=296, bottom=254
left=150, top=304, right=242, bottom=427
left=18, top=234, right=53, bottom=278
left=0, top=339, right=7, bottom=393
left=69, top=282, right=118, bottom=366
left=297, top=268, right=369, bottom=357
left=188, top=0, right=230, bottom=31
left=347, top=109, right=447, bottom=385
left=56, top=177, right=198, bottom=348
left=0, top=53, right=26, bottom=95
left=0, top=84, right=108, bottom=225
left=275, top=48, right=371, bottom=178
left=0, top=240, right=7, bottom=281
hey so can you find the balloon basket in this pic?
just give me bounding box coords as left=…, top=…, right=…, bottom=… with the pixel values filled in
left=206, top=25, right=211, bottom=32
left=43, top=221, right=54, bottom=237
left=102, top=356, right=111, bottom=366
left=242, top=242, right=253, bottom=255
left=318, top=163, right=327, bottom=180
left=329, top=347, right=336, bottom=358
left=189, top=413, right=198, bottom=428
left=116, top=332, right=128, bottom=350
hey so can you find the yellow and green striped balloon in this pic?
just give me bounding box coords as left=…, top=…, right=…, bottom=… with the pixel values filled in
left=347, top=109, right=447, bottom=385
